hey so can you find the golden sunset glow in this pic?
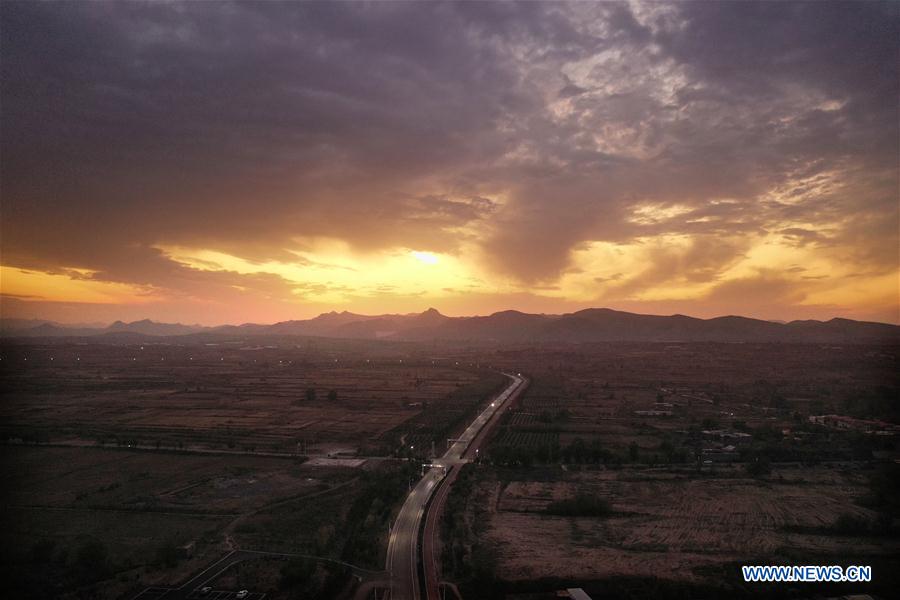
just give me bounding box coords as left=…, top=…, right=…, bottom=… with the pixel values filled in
left=157, top=243, right=494, bottom=305
left=3, top=225, right=894, bottom=324
left=0, top=266, right=151, bottom=304
left=410, top=251, right=440, bottom=266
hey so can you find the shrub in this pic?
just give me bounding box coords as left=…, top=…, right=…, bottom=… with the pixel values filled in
left=832, top=513, right=871, bottom=535
left=545, top=493, right=611, bottom=517
left=280, top=557, right=315, bottom=590
left=154, top=540, right=180, bottom=569
left=72, top=539, right=109, bottom=583
left=745, top=455, right=771, bottom=477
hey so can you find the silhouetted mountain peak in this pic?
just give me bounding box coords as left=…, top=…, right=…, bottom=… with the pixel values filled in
left=309, top=310, right=367, bottom=324
left=2, top=307, right=896, bottom=343
left=411, top=307, right=448, bottom=327
left=103, top=319, right=201, bottom=336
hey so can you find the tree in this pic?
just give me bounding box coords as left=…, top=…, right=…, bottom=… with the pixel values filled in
left=29, top=539, right=56, bottom=564
left=628, top=441, right=639, bottom=462
left=659, top=439, right=675, bottom=464
left=73, top=539, right=109, bottom=583
left=745, top=455, right=771, bottom=478
left=154, top=540, right=180, bottom=569
left=546, top=493, right=611, bottom=517
left=700, top=417, right=719, bottom=430
left=314, top=525, right=334, bottom=554
left=280, top=557, right=315, bottom=593
left=869, top=462, right=900, bottom=531
left=832, top=513, right=871, bottom=535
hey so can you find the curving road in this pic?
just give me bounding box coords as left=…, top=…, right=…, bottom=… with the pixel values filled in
left=386, top=373, right=525, bottom=600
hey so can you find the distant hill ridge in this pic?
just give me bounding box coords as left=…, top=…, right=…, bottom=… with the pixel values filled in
left=1, top=308, right=897, bottom=343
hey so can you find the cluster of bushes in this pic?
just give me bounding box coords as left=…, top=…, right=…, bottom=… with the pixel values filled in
left=866, top=462, right=900, bottom=532
left=537, top=408, right=569, bottom=423
left=744, top=453, right=772, bottom=477
left=737, top=435, right=876, bottom=473
left=295, top=387, right=339, bottom=404
left=830, top=513, right=874, bottom=535
left=841, top=384, right=900, bottom=423
left=545, top=493, right=611, bottom=517
left=489, top=441, right=561, bottom=467
left=279, top=557, right=352, bottom=599
left=489, top=437, right=626, bottom=467
left=7, top=537, right=114, bottom=600
left=153, top=539, right=182, bottom=569
left=656, top=439, right=689, bottom=464
left=2, top=429, right=51, bottom=444
left=340, top=462, right=420, bottom=568
left=785, top=511, right=889, bottom=538
left=384, top=371, right=508, bottom=455
left=442, top=465, right=475, bottom=575
left=440, top=466, right=505, bottom=599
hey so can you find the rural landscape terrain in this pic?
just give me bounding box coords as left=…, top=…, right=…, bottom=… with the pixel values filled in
left=1, top=310, right=898, bottom=599
left=2, top=1, right=898, bottom=600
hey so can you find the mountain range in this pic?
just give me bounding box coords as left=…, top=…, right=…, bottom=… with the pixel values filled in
left=1, top=308, right=897, bottom=344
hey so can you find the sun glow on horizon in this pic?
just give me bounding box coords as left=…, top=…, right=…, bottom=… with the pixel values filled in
left=410, top=251, right=439, bottom=265
left=2, top=228, right=898, bottom=324
left=154, top=243, right=490, bottom=306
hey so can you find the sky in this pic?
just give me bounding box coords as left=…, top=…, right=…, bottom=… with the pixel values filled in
left=1, top=1, right=898, bottom=325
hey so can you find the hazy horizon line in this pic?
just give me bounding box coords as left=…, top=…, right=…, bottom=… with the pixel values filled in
left=3, top=305, right=898, bottom=329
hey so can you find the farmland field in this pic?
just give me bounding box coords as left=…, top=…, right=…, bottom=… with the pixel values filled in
left=442, top=342, right=900, bottom=599
left=0, top=342, right=489, bottom=455
left=484, top=466, right=898, bottom=580
left=0, top=340, right=506, bottom=600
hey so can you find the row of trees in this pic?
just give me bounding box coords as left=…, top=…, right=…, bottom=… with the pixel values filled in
left=441, top=466, right=505, bottom=599
left=295, top=387, right=339, bottom=404
left=545, top=493, right=611, bottom=517
left=279, top=557, right=352, bottom=599
left=12, top=532, right=197, bottom=599
left=339, top=462, right=420, bottom=568
left=383, top=371, right=508, bottom=457
left=15, top=537, right=121, bottom=599
left=488, top=437, right=643, bottom=467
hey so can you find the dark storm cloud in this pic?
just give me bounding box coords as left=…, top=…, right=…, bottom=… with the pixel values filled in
left=2, top=2, right=521, bottom=241
left=1, top=0, right=897, bottom=295
left=480, top=0, right=899, bottom=281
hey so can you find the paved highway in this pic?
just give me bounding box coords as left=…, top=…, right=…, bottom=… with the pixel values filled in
left=386, top=373, right=525, bottom=600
